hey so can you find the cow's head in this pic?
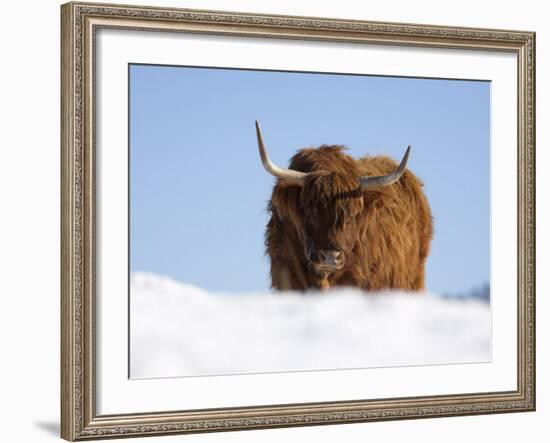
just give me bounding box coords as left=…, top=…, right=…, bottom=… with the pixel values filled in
left=256, top=121, right=410, bottom=288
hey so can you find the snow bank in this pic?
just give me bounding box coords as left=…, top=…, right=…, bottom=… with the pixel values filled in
left=130, top=272, right=490, bottom=378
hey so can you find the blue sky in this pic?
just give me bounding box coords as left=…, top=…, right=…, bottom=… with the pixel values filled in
left=129, top=64, right=490, bottom=295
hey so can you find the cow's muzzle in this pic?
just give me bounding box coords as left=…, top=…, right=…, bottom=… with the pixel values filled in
left=310, top=249, right=345, bottom=273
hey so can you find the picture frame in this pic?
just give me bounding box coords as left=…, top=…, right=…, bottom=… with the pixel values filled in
left=60, top=1, right=536, bottom=440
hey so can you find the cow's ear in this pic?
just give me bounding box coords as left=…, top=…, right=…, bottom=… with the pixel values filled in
left=271, top=185, right=301, bottom=222
left=362, top=188, right=385, bottom=204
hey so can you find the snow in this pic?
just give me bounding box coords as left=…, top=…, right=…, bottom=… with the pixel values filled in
left=130, top=272, right=491, bottom=378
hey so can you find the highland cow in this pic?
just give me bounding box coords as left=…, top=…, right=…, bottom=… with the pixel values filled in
left=256, top=121, right=433, bottom=291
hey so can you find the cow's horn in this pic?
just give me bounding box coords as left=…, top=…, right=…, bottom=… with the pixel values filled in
left=359, top=146, right=411, bottom=189
left=255, top=121, right=308, bottom=186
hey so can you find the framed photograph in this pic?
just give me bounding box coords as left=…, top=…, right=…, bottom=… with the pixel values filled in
left=61, top=1, right=536, bottom=440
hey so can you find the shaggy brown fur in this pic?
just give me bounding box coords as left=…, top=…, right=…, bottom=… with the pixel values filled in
left=265, top=145, right=433, bottom=291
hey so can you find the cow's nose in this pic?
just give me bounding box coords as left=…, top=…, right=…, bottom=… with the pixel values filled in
left=317, top=249, right=345, bottom=268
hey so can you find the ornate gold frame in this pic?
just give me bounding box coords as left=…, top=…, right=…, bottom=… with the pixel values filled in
left=61, top=1, right=536, bottom=440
